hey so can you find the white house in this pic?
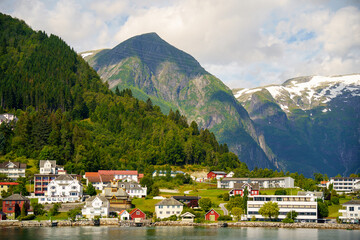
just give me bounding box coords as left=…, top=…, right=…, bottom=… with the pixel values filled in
left=82, top=195, right=109, bottom=219
left=152, top=170, right=185, bottom=178
left=119, top=210, right=130, bottom=221
left=0, top=113, right=18, bottom=124
left=329, top=177, right=360, bottom=193
left=339, top=200, right=360, bottom=223
left=118, top=181, right=147, bottom=198
left=247, top=195, right=318, bottom=222
left=39, top=160, right=64, bottom=175
left=0, top=161, right=26, bottom=180
left=218, top=177, right=294, bottom=189
left=98, top=170, right=139, bottom=182
left=155, top=197, right=183, bottom=219
left=180, top=212, right=195, bottom=222
left=39, top=174, right=83, bottom=203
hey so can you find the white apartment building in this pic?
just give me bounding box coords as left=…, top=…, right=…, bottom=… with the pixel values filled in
left=329, top=177, right=360, bottom=193
left=247, top=195, right=318, bottom=222
left=98, top=170, right=139, bottom=182
left=119, top=181, right=147, bottom=198
left=218, top=177, right=294, bottom=189
left=155, top=197, right=183, bottom=219
left=339, top=200, right=360, bottom=223
left=39, top=174, right=83, bottom=203
left=0, top=161, right=26, bottom=180
left=82, top=195, right=109, bottom=219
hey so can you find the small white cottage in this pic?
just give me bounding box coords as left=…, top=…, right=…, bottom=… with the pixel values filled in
left=82, top=195, right=109, bottom=219
left=118, top=209, right=130, bottom=221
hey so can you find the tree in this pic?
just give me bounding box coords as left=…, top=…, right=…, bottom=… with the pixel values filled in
left=226, top=196, right=243, bottom=211
left=317, top=201, right=329, bottom=218
left=199, top=197, right=212, bottom=212
left=285, top=210, right=297, bottom=222
left=14, top=177, right=29, bottom=196
left=275, top=189, right=287, bottom=195
left=32, top=202, right=45, bottom=216
left=86, top=182, right=97, bottom=196
left=258, top=201, right=279, bottom=221
left=231, top=207, right=243, bottom=221
left=67, top=207, right=82, bottom=221
left=49, top=203, right=62, bottom=216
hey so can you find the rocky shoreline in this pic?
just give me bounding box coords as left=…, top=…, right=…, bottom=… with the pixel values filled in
left=1, top=220, right=359, bottom=230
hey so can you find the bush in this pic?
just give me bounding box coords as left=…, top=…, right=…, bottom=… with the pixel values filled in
left=251, top=216, right=256, bottom=221
left=275, top=189, right=287, bottom=195
left=282, top=218, right=294, bottom=223
left=218, top=215, right=232, bottom=221
left=331, top=197, right=339, bottom=205
left=18, top=214, right=36, bottom=221
left=223, top=193, right=230, bottom=201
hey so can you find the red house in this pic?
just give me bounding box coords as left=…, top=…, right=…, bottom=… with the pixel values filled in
left=129, top=208, right=146, bottom=221
left=2, top=194, right=30, bottom=219
left=207, top=171, right=227, bottom=180
left=229, top=182, right=259, bottom=197
left=205, top=209, right=220, bottom=221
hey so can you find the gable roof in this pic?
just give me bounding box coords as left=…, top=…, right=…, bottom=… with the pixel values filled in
left=172, top=196, right=201, bottom=201
left=343, top=200, right=360, bottom=205
left=55, top=174, right=74, bottom=181
left=85, top=195, right=109, bottom=207
left=85, top=172, right=101, bottom=182
left=98, top=170, right=138, bottom=175
left=180, top=212, right=195, bottom=218
left=129, top=208, right=144, bottom=216
left=205, top=208, right=220, bottom=216
left=155, top=197, right=183, bottom=206
left=3, top=194, right=29, bottom=201
left=233, top=182, right=260, bottom=191
left=39, top=160, right=57, bottom=168
left=0, top=161, right=26, bottom=169
left=119, top=210, right=130, bottom=215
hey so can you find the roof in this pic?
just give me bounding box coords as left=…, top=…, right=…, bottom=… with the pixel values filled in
left=209, top=171, right=227, bottom=175
left=0, top=182, right=19, bottom=186
left=205, top=209, right=220, bottom=216
left=39, top=160, right=56, bottom=168
left=155, top=197, right=183, bottom=206
left=180, top=212, right=195, bottom=218
left=55, top=174, right=74, bottom=181
left=85, top=195, right=109, bottom=207
left=119, top=210, right=129, bottom=215
left=98, top=170, right=138, bottom=175
left=85, top=172, right=101, bottom=182
left=103, top=187, right=129, bottom=199
left=221, top=177, right=293, bottom=181
left=233, top=182, right=260, bottom=191
left=343, top=200, right=360, bottom=205
left=0, top=161, right=26, bottom=169
left=331, top=177, right=360, bottom=179
left=129, top=208, right=144, bottom=215
left=297, top=191, right=323, bottom=197
left=172, top=196, right=201, bottom=201
left=100, top=174, right=115, bottom=182
left=3, top=194, right=30, bottom=201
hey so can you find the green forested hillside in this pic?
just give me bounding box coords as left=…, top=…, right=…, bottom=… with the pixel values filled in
left=0, top=13, right=242, bottom=174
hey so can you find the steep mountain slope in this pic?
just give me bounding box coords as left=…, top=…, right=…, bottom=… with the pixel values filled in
left=234, top=75, right=360, bottom=176
left=83, top=33, right=275, bottom=169
left=0, top=13, right=248, bottom=176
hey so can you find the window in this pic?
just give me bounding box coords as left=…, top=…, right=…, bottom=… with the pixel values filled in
left=136, top=211, right=140, bottom=215
left=349, top=207, right=354, bottom=211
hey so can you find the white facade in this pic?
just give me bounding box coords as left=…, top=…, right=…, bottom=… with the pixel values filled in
left=120, top=181, right=147, bottom=198
left=82, top=196, right=109, bottom=219
left=218, top=177, right=294, bottom=189
left=152, top=170, right=185, bottom=178
left=119, top=210, right=130, bottom=220
left=114, top=173, right=138, bottom=182
left=247, top=195, right=318, bottom=222
left=0, top=113, right=17, bottom=124
left=339, top=200, right=360, bottom=223
left=155, top=198, right=183, bottom=219
left=0, top=161, right=26, bottom=179
left=39, top=175, right=83, bottom=203
left=329, top=177, right=360, bottom=193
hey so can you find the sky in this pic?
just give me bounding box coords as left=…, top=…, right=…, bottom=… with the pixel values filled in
left=1, top=0, right=359, bottom=89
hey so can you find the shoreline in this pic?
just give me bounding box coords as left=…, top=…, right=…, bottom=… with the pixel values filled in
left=1, top=219, right=360, bottom=230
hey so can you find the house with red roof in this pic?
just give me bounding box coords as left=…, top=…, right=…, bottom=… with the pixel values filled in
left=205, top=209, right=220, bottom=221
left=99, top=170, right=139, bottom=182
left=129, top=208, right=146, bottom=221
left=119, top=209, right=130, bottom=221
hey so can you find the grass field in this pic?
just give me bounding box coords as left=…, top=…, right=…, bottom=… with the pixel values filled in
left=259, top=188, right=299, bottom=195
left=35, top=212, right=68, bottom=221
left=328, top=197, right=352, bottom=218
left=132, top=198, right=162, bottom=212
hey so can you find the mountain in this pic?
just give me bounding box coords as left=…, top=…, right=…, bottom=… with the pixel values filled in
left=83, top=33, right=276, bottom=170
left=234, top=74, right=360, bottom=176
left=0, top=13, right=250, bottom=177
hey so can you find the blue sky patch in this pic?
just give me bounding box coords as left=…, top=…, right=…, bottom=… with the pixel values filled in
left=287, top=29, right=316, bottom=43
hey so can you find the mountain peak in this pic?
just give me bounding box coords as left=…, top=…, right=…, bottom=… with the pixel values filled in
left=93, top=32, right=206, bottom=76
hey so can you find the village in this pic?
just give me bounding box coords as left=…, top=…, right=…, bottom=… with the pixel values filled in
left=0, top=159, right=360, bottom=226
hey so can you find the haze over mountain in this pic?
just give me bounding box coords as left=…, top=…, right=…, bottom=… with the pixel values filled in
left=83, top=33, right=278, bottom=170
left=234, top=74, right=360, bottom=176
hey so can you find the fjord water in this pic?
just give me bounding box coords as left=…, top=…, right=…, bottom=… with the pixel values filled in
left=1, top=226, right=359, bottom=240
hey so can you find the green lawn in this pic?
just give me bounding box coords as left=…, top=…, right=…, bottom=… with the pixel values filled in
left=132, top=198, right=162, bottom=213
left=259, top=188, right=299, bottom=195
left=328, top=197, right=352, bottom=218
left=35, top=212, right=68, bottom=221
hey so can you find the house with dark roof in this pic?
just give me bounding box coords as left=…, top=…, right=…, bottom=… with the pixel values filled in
left=115, top=181, right=147, bottom=198
left=101, top=181, right=132, bottom=210
left=339, top=200, right=360, bottom=223
left=0, top=161, right=26, bottom=180
left=39, top=160, right=64, bottom=175
left=229, top=182, right=259, bottom=197
left=172, top=195, right=201, bottom=208
left=155, top=197, right=183, bottom=219
left=2, top=194, right=30, bottom=219
left=82, top=195, right=109, bottom=219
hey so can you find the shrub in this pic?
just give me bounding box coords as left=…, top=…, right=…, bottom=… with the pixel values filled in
left=282, top=218, right=294, bottom=223
left=251, top=216, right=256, bottom=221
left=223, top=193, right=230, bottom=201
left=331, top=197, right=339, bottom=205
left=18, top=214, right=36, bottom=221
left=218, top=215, right=232, bottom=221
left=275, top=189, right=287, bottom=195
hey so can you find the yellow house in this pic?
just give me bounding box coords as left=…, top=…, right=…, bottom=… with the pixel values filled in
left=0, top=182, right=19, bottom=198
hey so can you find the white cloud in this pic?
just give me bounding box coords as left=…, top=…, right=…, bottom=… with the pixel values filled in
left=0, top=0, right=359, bottom=89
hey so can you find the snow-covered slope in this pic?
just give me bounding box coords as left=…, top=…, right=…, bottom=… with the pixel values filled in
left=235, top=74, right=360, bottom=114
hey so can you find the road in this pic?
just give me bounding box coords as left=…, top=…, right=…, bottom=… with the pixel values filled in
left=219, top=203, right=228, bottom=215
